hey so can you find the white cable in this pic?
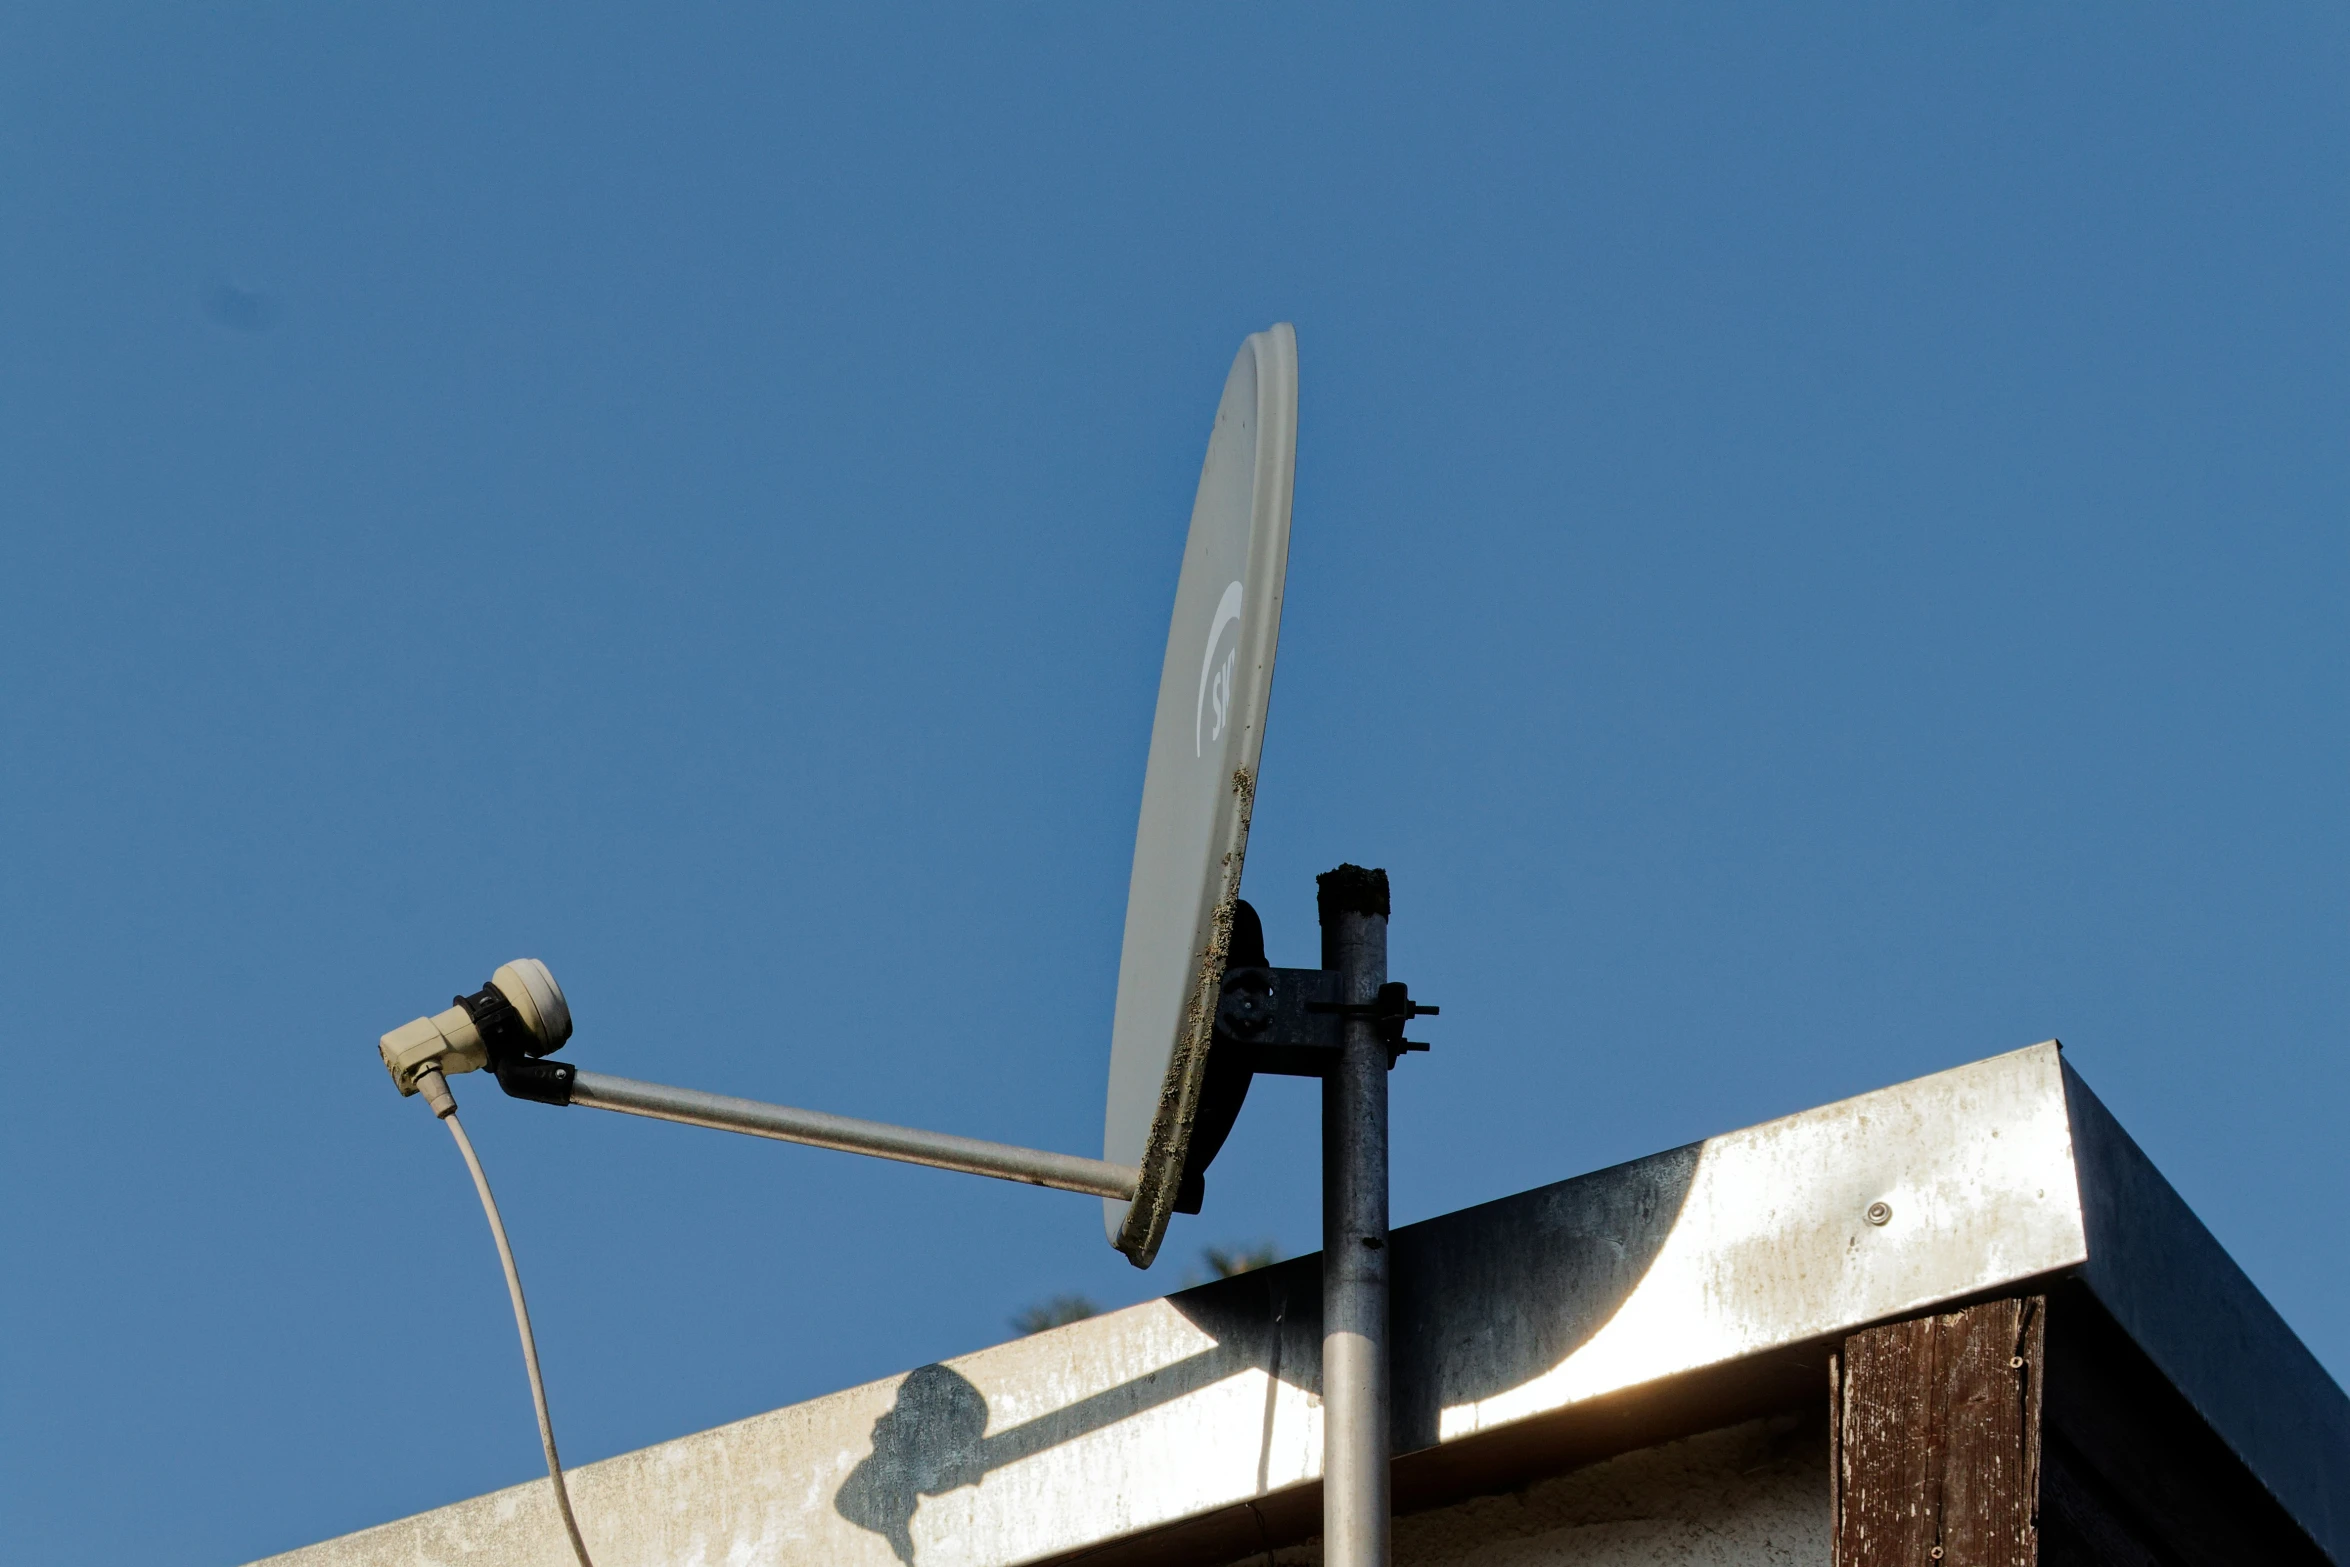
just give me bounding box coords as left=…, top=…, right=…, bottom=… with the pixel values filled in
left=421, top=1072, right=596, bottom=1567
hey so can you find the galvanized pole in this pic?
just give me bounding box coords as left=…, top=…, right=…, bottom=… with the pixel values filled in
left=1318, top=865, right=1391, bottom=1567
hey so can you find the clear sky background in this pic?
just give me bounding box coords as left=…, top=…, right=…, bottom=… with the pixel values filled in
left=2, top=7, right=2343, bottom=1563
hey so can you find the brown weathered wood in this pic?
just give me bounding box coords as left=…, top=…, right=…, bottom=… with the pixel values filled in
left=1835, top=1296, right=2045, bottom=1567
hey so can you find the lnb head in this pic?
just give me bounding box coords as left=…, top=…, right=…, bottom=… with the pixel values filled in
left=379, top=959, right=574, bottom=1096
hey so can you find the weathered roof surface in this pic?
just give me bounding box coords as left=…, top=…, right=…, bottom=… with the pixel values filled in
left=256, top=1043, right=2347, bottom=1567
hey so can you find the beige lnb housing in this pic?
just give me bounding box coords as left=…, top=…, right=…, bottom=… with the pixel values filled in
left=379, top=959, right=572, bottom=1095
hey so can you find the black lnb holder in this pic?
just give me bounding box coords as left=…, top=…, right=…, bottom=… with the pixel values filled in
left=459, top=980, right=579, bottom=1106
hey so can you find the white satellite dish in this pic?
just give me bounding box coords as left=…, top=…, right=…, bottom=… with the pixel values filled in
left=1100, top=323, right=1299, bottom=1267
left=377, top=316, right=1426, bottom=1567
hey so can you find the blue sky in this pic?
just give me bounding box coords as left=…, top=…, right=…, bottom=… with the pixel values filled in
left=2, top=7, right=2343, bottom=1563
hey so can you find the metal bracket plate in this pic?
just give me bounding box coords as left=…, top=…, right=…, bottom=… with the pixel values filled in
left=1216, top=967, right=1436, bottom=1075
left=1216, top=965, right=1343, bottom=1075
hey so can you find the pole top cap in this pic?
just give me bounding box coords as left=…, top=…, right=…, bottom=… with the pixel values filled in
left=1316, top=864, right=1389, bottom=921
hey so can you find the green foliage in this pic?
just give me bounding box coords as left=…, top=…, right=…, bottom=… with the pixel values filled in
left=1202, top=1241, right=1279, bottom=1279
left=1010, top=1294, right=1101, bottom=1335
left=1014, top=1242, right=1279, bottom=1335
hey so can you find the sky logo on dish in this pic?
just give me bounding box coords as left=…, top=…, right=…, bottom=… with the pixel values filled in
left=1195, top=581, right=1243, bottom=757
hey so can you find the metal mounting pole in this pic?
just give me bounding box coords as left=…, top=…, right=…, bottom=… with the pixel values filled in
left=1318, top=864, right=1391, bottom=1567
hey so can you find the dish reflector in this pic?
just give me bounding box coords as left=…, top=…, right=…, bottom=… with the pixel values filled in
left=1102, top=324, right=1298, bottom=1267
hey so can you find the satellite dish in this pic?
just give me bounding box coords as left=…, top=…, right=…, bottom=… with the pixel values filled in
left=1102, top=324, right=1298, bottom=1267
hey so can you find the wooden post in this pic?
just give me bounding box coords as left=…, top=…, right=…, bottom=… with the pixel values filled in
left=1833, top=1296, right=2045, bottom=1567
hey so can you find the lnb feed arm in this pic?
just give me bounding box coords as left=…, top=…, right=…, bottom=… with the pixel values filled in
left=376, top=959, right=1140, bottom=1199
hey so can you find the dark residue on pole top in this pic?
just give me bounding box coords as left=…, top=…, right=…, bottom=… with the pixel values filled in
left=1316, top=864, right=1390, bottom=921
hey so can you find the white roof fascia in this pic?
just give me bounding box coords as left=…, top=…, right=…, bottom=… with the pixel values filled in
left=254, top=1043, right=2345, bottom=1567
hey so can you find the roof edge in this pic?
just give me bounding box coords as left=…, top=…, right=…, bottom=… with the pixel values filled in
left=2065, top=1062, right=2349, bottom=1561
